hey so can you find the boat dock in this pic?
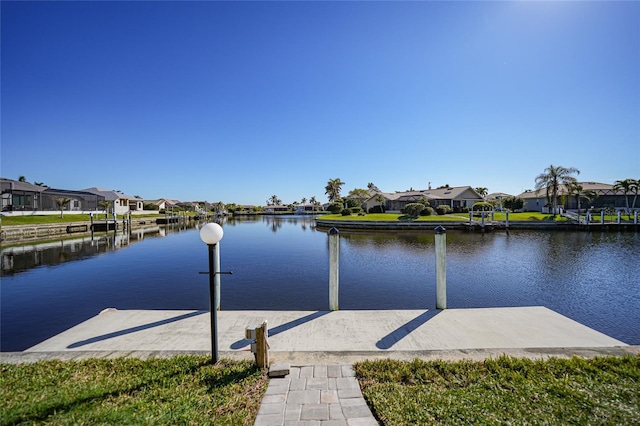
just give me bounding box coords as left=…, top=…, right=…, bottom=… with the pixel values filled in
left=5, top=306, right=634, bottom=365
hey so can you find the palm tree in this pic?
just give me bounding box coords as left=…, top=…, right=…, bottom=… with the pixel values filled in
left=267, top=195, right=281, bottom=206
left=534, top=165, right=580, bottom=216
left=566, top=182, right=597, bottom=214
left=325, top=178, right=345, bottom=202
left=18, top=176, right=26, bottom=182
left=475, top=187, right=488, bottom=198
left=373, top=193, right=386, bottom=212
left=309, top=196, right=317, bottom=212
left=98, top=200, right=112, bottom=219
left=54, top=197, right=71, bottom=218
left=613, top=179, right=639, bottom=218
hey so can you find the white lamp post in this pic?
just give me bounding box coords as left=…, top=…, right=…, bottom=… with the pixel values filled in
left=200, top=222, right=224, bottom=363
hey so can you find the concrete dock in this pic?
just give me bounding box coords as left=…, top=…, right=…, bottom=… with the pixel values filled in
left=12, top=306, right=631, bottom=364
left=4, top=306, right=636, bottom=426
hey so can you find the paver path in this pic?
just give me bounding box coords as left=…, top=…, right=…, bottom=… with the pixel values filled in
left=254, top=365, right=378, bottom=426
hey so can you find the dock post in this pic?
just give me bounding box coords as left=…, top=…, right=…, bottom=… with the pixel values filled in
left=617, top=211, right=621, bottom=224
left=328, top=227, right=339, bottom=311
left=435, top=226, right=446, bottom=309
left=601, top=211, right=605, bottom=224
left=505, top=211, right=509, bottom=228
left=635, top=211, right=638, bottom=225
left=256, top=320, right=269, bottom=368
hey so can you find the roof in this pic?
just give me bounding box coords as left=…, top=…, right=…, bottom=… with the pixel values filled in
left=82, top=187, right=135, bottom=201
left=1, top=178, right=48, bottom=193
left=368, top=186, right=483, bottom=202
left=518, top=182, right=621, bottom=199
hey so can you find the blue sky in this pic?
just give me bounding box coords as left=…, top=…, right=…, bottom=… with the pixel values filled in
left=2, top=1, right=638, bottom=205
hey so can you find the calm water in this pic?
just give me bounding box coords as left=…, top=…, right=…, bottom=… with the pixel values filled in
left=1, top=216, right=638, bottom=351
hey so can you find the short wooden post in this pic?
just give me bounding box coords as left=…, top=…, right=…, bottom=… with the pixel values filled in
left=435, top=226, right=446, bottom=309
left=601, top=211, right=605, bottom=224
left=505, top=211, right=509, bottom=228
left=635, top=211, right=638, bottom=225
left=328, top=227, right=339, bottom=311
left=617, top=211, right=621, bottom=224
left=255, top=320, right=269, bottom=368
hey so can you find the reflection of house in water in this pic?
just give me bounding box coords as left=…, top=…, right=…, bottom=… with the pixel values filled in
left=0, top=225, right=169, bottom=275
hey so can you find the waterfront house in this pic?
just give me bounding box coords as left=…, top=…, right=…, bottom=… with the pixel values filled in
left=364, top=186, right=484, bottom=213
left=82, top=187, right=142, bottom=215
left=1, top=178, right=48, bottom=212
left=518, top=182, right=632, bottom=212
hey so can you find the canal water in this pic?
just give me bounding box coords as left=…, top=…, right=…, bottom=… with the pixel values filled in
left=1, top=216, right=638, bottom=351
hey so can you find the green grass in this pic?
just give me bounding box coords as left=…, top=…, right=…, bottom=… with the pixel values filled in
left=1, top=214, right=165, bottom=226
left=317, top=212, right=569, bottom=222
left=354, top=355, right=640, bottom=425
left=318, top=213, right=468, bottom=222
left=0, top=357, right=268, bottom=426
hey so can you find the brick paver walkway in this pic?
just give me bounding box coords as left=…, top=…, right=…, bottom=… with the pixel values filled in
left=254, top=365, right=378, bottom=426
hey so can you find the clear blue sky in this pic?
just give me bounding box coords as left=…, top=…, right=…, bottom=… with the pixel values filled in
left=2, top=1, right=638, bottom=205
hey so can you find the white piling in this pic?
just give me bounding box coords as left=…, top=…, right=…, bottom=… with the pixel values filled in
left=617, top=211, right=621, bottom=224
left=435, top=226, right=447, bottom=309
left=601, top=211, right=605, bottom=224
left=328, top=227, right=339, bottom=311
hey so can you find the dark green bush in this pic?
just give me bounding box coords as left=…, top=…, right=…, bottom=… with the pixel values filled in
left=328, top=202, right=344, bottom=214
left=349, top=206, right=362, bottom=214
left=436, top=205, right=452, bottom=215
left=368, top=205, right=384, bottom=214
left=341, top=209, right=352, bottom=216
left=420, top=206, right=435, bottom=216
left=404, top=203, right=425, bottom=217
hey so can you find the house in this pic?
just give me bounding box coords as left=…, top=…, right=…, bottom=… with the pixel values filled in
left=148, top=198, right=180, bottom=211
left=364, top=186, right=484, bottom=213
left=518, top=182, right=632, bottom=213
left=264, top=204, right=289, bottom=213
left=82, top=187, right=142, bottom=215
left=1, top=178, right=49, bottom=212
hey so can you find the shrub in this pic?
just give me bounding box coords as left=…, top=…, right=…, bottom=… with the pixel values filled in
left=368, top=205, right=384, bottom=214
left=420, top=206, right=435, bottom=216
left=328, top=202, right=344, bottom=214
left=341, top=209, right=352, bottom=216
left=404, top=203, right=425, bottom=218
left=436, top=205, right=452, bottom=215
left=502, top=196, right=524, bottom=212
left=344, top=199, right=359, bottom=209
left=349, top=206, right=362, bottom=214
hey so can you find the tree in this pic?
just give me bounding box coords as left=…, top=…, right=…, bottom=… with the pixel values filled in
left=475, top=187, right=488, bottom=198
left=613, top=179, right=639, bottom=217
left=566, top=182, right=597, bottom=214
left=501, top=196, right=524, bottom=212
left=54, top=197, right=71, bottom=218
left=367, top=182, right=380, bottom=191
left=325, top=178, right=345, bottom=202
left=534, top=165, right=580, bottom=216
left=267, top=195, right=281, bottom=206
left=98, top=200, right=112, bottom=218
left=346, top=188, right=370, bottom=208
left=18, top=176, right=26, bottom=182
left=309, top=196, right=317, bottom=212
left=373, top=194, right=386, bottom=212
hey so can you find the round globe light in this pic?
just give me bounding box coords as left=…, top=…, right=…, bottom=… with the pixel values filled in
left=200, top=223, right=224, bottom=245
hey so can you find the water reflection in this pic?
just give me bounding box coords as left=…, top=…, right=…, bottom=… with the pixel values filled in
left=0, top=222, right=202, bottom=275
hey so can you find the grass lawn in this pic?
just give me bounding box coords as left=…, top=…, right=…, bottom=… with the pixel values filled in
left=1, top=214, right=164, bottom=226
left=354, top=355, right=640, bottom=425
left=318, top=213, right=469, bottom=222
left=0, top=357, right=267, bottom=426
left=317, top=212, right=568, bottom=222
